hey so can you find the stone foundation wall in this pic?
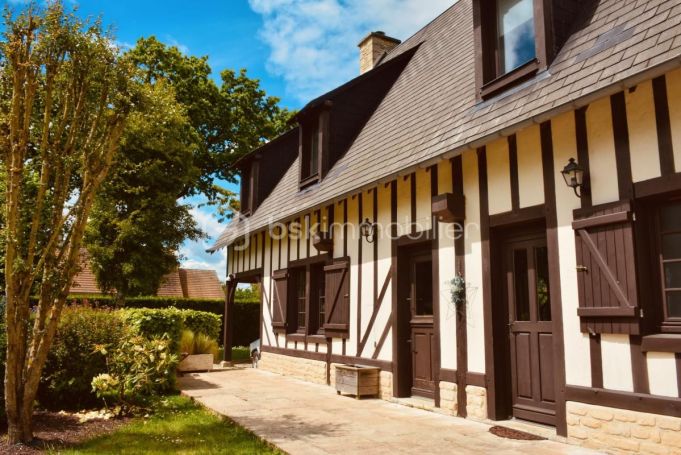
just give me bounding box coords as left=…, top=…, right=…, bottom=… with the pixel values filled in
left=379, top=370, right=393, bottom=400
left=465, top=385, right=487, bottom=420
left=566, top=401, right=681, bottom=454
left=260, top=353, right=394, bottom=399
left=258, top=351, right=327, bottom=385
left=439, top=381, right=458, bottom=415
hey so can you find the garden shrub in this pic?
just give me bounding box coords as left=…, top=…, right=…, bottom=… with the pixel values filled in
left=179, top=330, right=219, bottom=357
left=181, top=309, right=221, bottom=340
left=92, top=334, right=178, bottom=413
left=38, top=306, right=126, bottom=410
left=122, top=308, right=184, bottom=353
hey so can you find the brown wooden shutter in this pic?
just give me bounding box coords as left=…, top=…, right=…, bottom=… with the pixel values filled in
left=272, top=269, right=288, bottom=334
left=323, top=259, right=350, bottom=338
left=572, top=200, right=641, bottom=334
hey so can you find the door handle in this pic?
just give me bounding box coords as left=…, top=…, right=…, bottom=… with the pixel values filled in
left=576, top=265, right=588, bottom=272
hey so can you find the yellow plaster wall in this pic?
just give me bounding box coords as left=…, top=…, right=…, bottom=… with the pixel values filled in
left=586, top=98, right=619, bottom=206
left=551, top=111, right=592, bottom=387
left=396, top=175, right=412, bottom=237
left=332, top=202, right=345, bottom=259
left=665, top=67, right=681, bottom=173
left=462, top=150, right=485, bottom=375
left=486, top=137, right=512, bottom=215
left=601, top=334, right=634, bottom=392
left=359, top=190, right=375, bottom=341
left=415, top=167, right=433, bottom=232
left=346, top=195, right=360, bottom=356
left=374, top=183, right=394, bottom=361
left=647, top=352, right=680, bottom=397
left=627, top=80, right=661, bottom=182
left=437, top=160, right=457, bottom=370
left=516, top=125, right=545, bottom=208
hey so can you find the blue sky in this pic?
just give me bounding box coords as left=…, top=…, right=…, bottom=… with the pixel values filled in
left=3, top=0, right=454, bottom=279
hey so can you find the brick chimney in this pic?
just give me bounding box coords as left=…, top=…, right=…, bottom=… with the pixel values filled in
left=358, top=31, right=401, bottom=74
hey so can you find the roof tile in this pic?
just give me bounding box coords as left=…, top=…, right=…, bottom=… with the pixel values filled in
left=213, top=0, right=681, bottom=250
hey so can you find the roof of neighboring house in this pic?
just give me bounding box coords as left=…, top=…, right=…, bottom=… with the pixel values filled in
left=178, top=269, right=226, bottom=299
left=212, top=0, right=681, bottom=250
left=70, top=252, right=224, bottom=299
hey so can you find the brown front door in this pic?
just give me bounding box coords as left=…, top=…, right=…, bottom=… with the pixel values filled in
left=504, top=234, right=556, bottom=426
left=409, top=253, right=435, bottom=398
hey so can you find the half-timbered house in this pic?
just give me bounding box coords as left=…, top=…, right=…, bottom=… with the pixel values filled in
left=211, top=0, right=681, bottom=451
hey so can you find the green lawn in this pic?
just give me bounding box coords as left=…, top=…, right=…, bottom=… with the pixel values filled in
left=59, top=395, right=279, bottom=455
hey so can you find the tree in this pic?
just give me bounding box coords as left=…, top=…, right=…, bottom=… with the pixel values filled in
left=0, top=3, right=135, bottom=443
left=85, top=81, right=202, bottom=299
left=84, top=38, right=294, bottom=297
left=125, top=37, right=295, bottom=199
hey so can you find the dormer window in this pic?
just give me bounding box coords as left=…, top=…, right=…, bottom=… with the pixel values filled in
left=299, top=108, right=329, bottom=189
left=240, top=160, right=258, bottom=216
left=496, top=0, right=535, bottom=74
left=300, top=115, right=321, bottom=185
left=475, top=0, right=553, bottom=99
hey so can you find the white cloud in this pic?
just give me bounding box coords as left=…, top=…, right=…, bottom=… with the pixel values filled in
left=179, top=207, right=227, bottom=281
left=164, top=35, right=189, bottom=55
left=249, top=0, right=454, bottom=102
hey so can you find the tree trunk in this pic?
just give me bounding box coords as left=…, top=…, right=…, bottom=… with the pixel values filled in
left=6, top=398, right=33, bottom=445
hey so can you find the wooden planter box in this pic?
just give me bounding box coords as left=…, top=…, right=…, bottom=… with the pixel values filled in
left=335, top=364, right=380, bottom=399
left=178, top=354, right=214, bottom=373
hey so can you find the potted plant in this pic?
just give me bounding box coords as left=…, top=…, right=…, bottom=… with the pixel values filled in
left=177, top=330, right=218, bottom=373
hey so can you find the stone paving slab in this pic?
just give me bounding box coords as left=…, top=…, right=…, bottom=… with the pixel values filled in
left=179, top=368, right=599, bottom=455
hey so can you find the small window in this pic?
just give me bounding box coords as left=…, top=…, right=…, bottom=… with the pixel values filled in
left=496, top=0, right=536, bottom=75
left=293, top=268, right=307, bottom=333
left=239, top=161, right=258, bottom=216
left=658, top=201, right=681, bottom=328
left=300, top=116, right=321, bottom=185
left=475, top=0, right=544, bottom=99
left=311, top=263, right=326, bottom=334
left=240, top=166, right=251, bottom=215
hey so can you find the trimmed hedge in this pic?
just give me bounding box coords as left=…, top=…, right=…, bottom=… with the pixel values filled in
left=31, top=292, right=261, bottom=347
left=63, top=294, right=260, bottom=347
left=50, top=295, right=226, bottom=314
left=181, top=310, right=221, bottom=341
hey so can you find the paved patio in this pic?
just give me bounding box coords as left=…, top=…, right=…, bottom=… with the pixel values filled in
left=179, top=368, right=598, bottom=455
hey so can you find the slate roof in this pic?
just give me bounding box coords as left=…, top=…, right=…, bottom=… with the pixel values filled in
left=70, top=251, right=224, bottom=299
left=212, top=0, right=681, bottom=251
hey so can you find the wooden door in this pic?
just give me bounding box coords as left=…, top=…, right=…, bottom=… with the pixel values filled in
left=505, top=235, right=556, bottom=426
left=409, top=253, right=435, bottom=398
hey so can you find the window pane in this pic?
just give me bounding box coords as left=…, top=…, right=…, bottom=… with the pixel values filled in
left=296, top=271, right=306, bottom=330
left=660, top=202, right=681, bottom=231
left=316, top=265, right=326, bottom=330
left=310, top=127, right=319, bottom=176
left=535, top=246, right=551, bottom=321
left=665, top=262, right=681, bottom=289
left=497, top=0, right=536, bottom=74
left=662, top=233, right=681, bottom=259
left=666, top=291, right=681, bottom=318
left=514, top=249, right=530, bottom=321
left=414, top=260, right=433, bottom=315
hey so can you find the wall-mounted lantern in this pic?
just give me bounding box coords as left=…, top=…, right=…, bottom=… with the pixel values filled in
left=360, top=218, right=377, bottom=243
left=561, top=158, right=585, bottom=198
